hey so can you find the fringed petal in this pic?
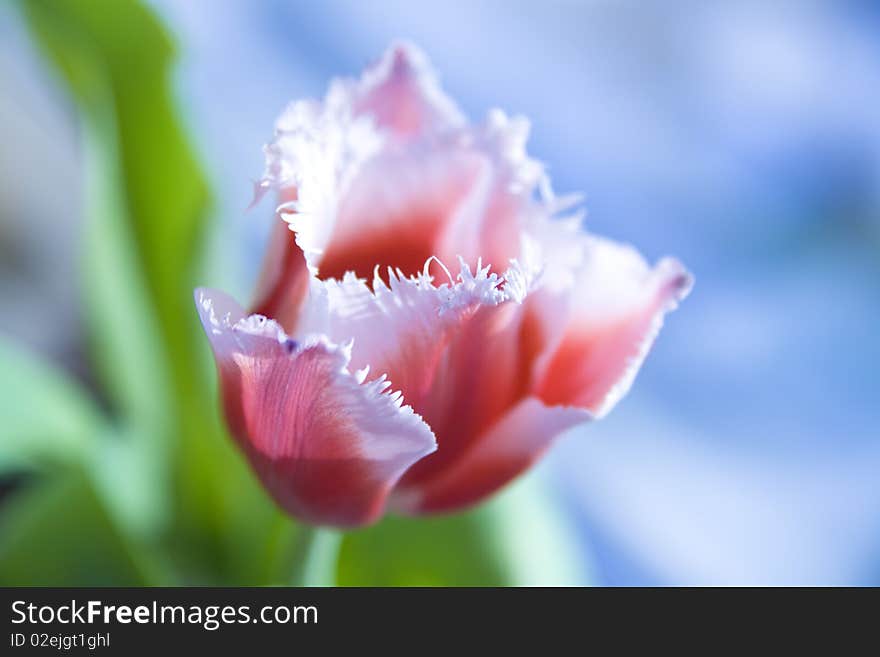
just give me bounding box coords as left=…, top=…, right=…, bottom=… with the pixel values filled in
left=194, top=288, right=436, bottom=527
left=394, top=259, right=552, bottom=495
left=296, top=258, right=515, bottom=411
left=535, top=236, right=693, bottom=417
left=259, top=48, right=562, bottom=287
left=291, top=258, right=549, bottom=509
left=350, top=40, right=465, bottom=139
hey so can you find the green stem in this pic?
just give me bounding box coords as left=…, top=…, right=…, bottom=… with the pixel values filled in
left=289, top=525, right=342, bottom=586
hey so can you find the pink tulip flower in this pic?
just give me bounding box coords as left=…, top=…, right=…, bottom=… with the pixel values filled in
left=195, top=43, right=692, bottom=528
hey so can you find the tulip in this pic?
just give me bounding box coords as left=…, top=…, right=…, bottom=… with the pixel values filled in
left=195, top=43, right=692, bottom=528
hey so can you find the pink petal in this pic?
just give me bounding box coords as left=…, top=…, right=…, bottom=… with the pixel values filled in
left=535, top=236, right=693, bottom=417
left=310, top=127, right=534, bottom=284
left=435, top=111, right=547, bottom=271
left=194, top=288, right=436, bottom=528
left=392, top=397, right=590, bottom=514
left=315, top=147, right=488, bottom=283
left=263, top=57, right=547, bottom=287
left=295, top=259, right=549, bottom=511
left=249, top=189, right=310, bottom=332
left=297, top=261, right=512, bottom=412
left=393, top=262, right=553, bottom=496
left=352, top=41, right=465, bottom=139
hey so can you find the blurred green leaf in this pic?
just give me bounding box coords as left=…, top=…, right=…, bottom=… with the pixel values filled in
left=16, top=0, right=182, bottom=539
left=339, top=472, right=588, bottom=586
left=481, top=471, right=592, bottom=586
left=19, top=0, right=173, bottom=434
left=0, top=469, right=160, bottom=585
left=15, top=0, right=288, bottom=584
left=0, top=337, right=103, bottom=472
left=339, top=511, right=508, bottom=586
left=18, top=0, right=210, bottom=372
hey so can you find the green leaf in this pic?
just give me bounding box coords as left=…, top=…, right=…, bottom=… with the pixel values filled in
left=16, top=0, right=226, bottom=549
left=0, top=469, right=161, bottom=585
left=0, top=336, right=103, bottom=472
left=18, top=0, right=211, bottom=375
left=338, top=472, right=589, bottom=586
left=18, top=0, right=173, bottom=434
left=15, top=0, right=179, bottom=542
left=15, top=1, right=286, bottom=574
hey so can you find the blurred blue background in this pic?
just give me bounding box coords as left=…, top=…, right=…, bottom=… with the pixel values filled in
left=2, top=0, right=878, bottom=584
